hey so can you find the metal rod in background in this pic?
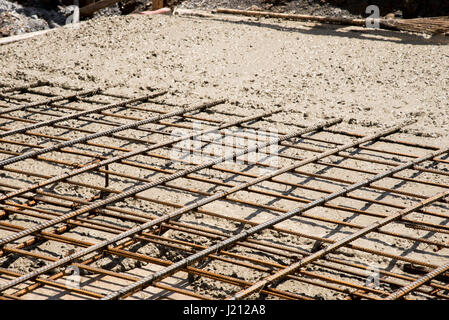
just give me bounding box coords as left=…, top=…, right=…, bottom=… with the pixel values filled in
left=0, top=81, right=50, bottom=94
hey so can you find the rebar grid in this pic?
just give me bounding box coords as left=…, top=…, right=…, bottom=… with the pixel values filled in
left=0, top=82, right=448, bottom=300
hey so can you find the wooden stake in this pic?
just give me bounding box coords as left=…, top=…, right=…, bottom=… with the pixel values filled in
left=152, top=0, right=164, bottom=10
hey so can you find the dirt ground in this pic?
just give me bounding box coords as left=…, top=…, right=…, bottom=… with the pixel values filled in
left=0, top=12, right=448, bottom=299
left=1, top=13, right=448, bottom=140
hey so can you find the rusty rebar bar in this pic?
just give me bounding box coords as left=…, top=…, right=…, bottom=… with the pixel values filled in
left=385, top=254, right=449, bottom=300
left=0, top=88, right=101, bottom=115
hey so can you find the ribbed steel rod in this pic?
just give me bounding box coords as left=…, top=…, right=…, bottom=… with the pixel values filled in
left=101, top=120, right=413, bottom=300
left=3, top=137, right=449, bottom=239
left=2, top=184, right=447, bottom=299
left=4, top=177, right=446, bottom=274
left=0, top=81, right=50, bottom=94
left=1, top=85, right=443, bottom=156
left=3, top=124, right=448, bottom=215
left=3, top=157, right=449, bottom=256
left=0, top=209, right=313, bottom=300
left=4, top=140, right=449, bottom=251
left=385, top=247, right=449, bottom=300
left=0, top=118, right=339, bottom=294
left=3, top=102, right=448, bottom=181
left=5, top=114, right=445, bottom=193
left=0, top=88, right=101, bottom=115
left=0, top=208, right=442, bottom=300
left=0, top=90, right=166, bottom=140
left=3, top=85, right=440, bottom=154
left=0, top=119, right=337, bottom=248
left=5, top=96, right=443, bottom=170
left=249, top=189, right=449, bottom=300
left=0, top=211, right=444, bottom=300
left=0, top=93, right=220, bottom=169
left=0, top=109, right=274, bottom=203
left=1, top=117, right=442, bottom=298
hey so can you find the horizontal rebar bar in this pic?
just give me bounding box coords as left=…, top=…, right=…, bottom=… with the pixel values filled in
left=1, top=168, right=446, bottom=278
left=0, top=92, right=221, bottom=169
left=0, top=210, right=441, bottom=299
left=0, top=117, right=336, bottom=247
left=1, top=196, right=445, bottom=300
left=3, top=132, right=448, bottom=223
left=0, top=90, right=166, bottom=140
left=3, top=101, right=448, bottom=187
left=0, top=88, right=101, bottom=115
left=2, top=85, right=448, bottom=300
left=112, top=138, right=448, bottom=300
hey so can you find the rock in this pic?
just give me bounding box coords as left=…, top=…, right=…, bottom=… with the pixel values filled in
left=0, top=0, right=66, bottom=37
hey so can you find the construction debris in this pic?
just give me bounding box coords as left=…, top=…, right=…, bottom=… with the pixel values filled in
left=0, top=0, right=67, bottom=36
left=1, top=1, right=447, bottom=38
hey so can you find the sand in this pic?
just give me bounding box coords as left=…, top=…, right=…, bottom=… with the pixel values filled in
left=0, top=13, right=448, bottom=140
left=0, top=11, right=448, bottom=300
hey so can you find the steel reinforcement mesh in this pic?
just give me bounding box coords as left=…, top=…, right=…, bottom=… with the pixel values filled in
left=0, top=81, right=448, bottom=300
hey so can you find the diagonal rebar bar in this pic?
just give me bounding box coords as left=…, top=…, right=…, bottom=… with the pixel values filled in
left=385, top=245, right=449, bottom=300
left=228, top=153, right=449, bottom=299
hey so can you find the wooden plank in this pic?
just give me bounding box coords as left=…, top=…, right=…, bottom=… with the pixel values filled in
left=152, top=0, right=164, bottom=10
left=80, top=0, right=121, bottom=16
